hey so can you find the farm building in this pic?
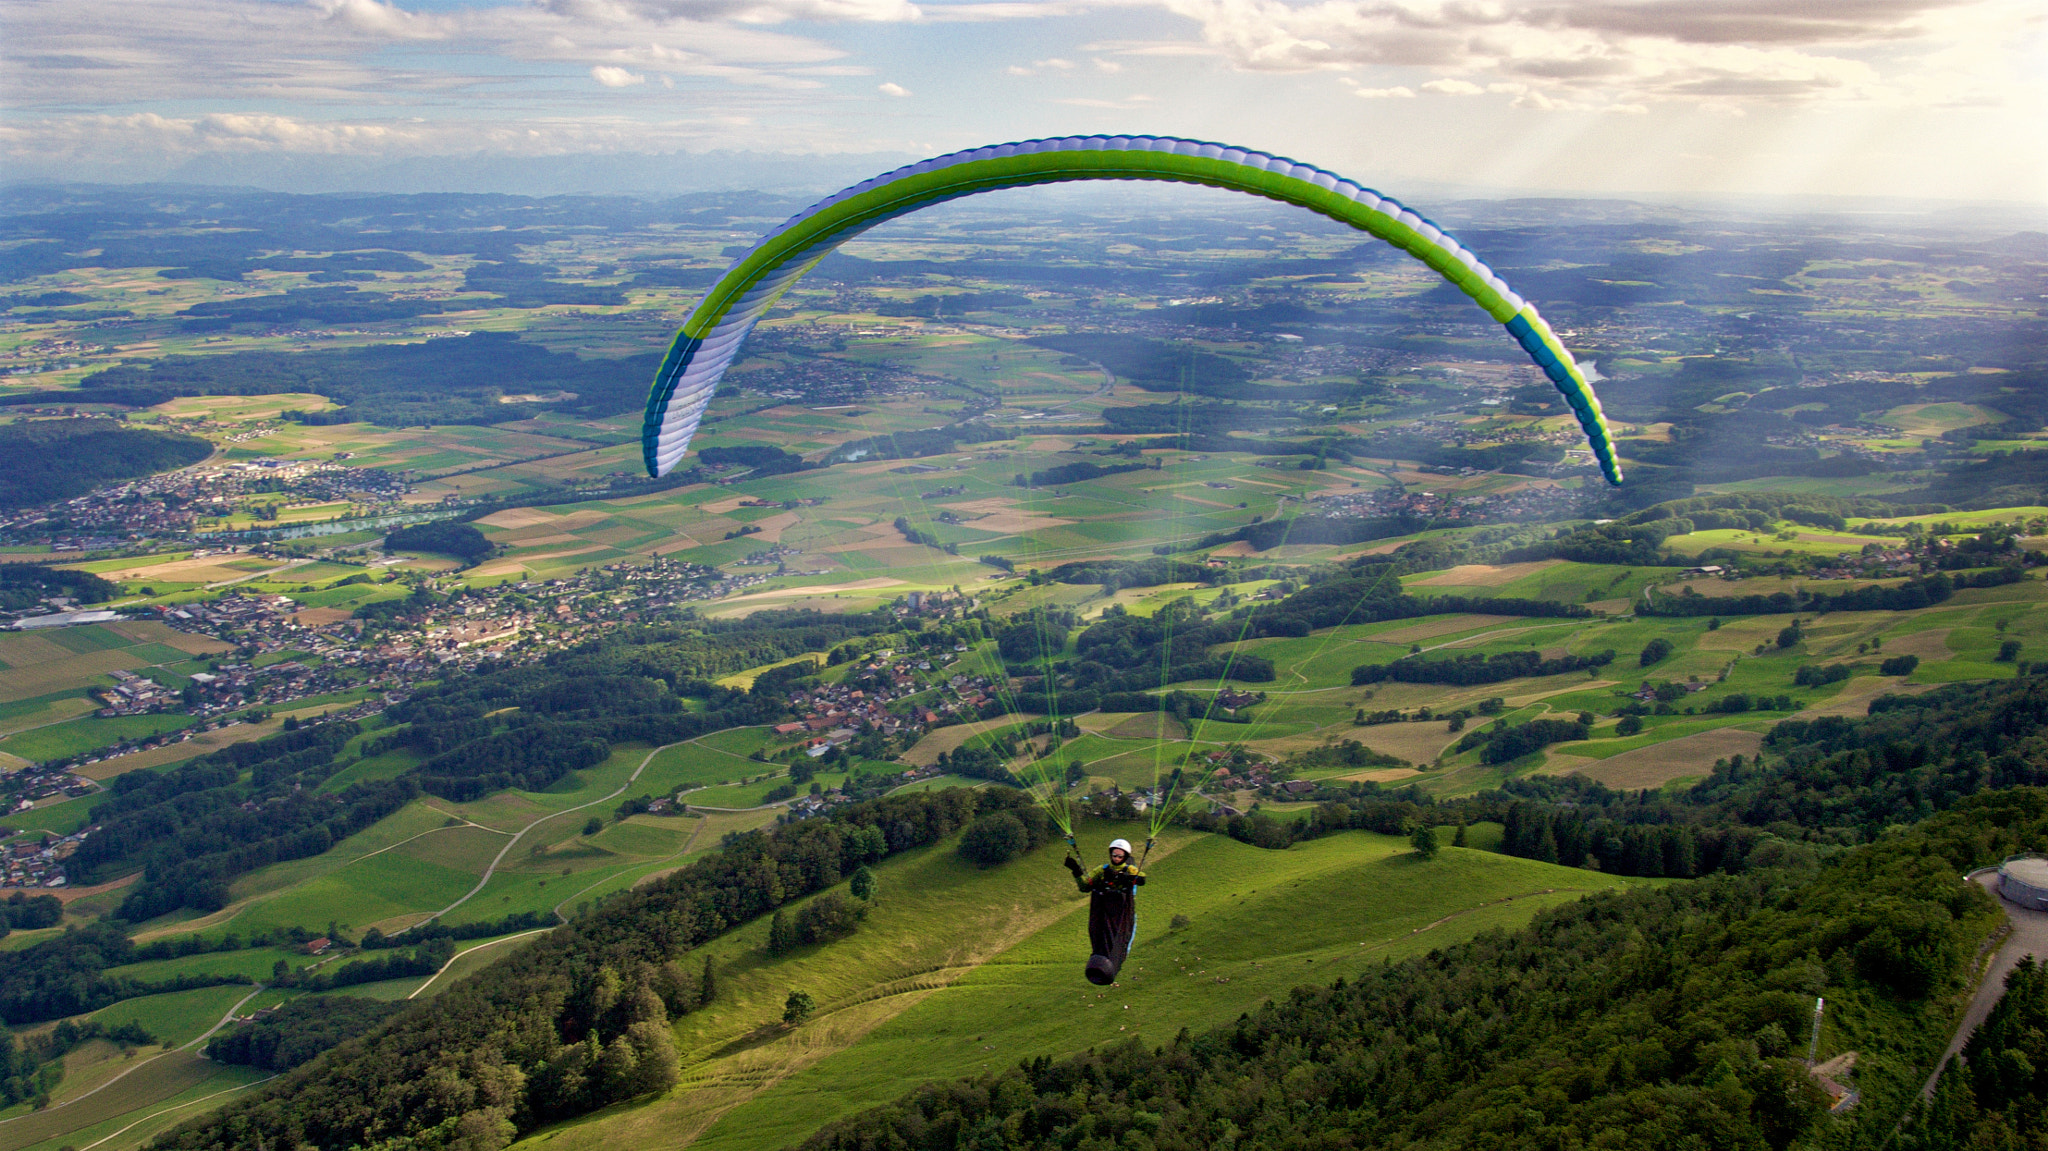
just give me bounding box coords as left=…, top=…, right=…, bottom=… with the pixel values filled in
left=1998, top=854, right=2048, bottom=911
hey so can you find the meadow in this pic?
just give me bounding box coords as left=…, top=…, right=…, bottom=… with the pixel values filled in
left=516, top=821, right=1661, bottom=1151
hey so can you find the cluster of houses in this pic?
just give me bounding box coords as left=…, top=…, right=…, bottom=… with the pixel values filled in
left=899, top=589, right=973, bottom=617
left=0, top=456, right=412, bottom=547
left=92, top=669, right=178, bottom=715
left=772, top=652, right=957, bottom=748
left=2, top=764, right=92, bottom=812
left=2, top=827, right=87, bottom=889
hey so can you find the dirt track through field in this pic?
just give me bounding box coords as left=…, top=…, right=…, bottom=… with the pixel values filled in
left=0, top=986, right=264, bottom=1151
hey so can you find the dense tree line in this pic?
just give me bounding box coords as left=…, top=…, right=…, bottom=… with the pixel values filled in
left=0, top=419, right=211, bottom=510
left=1097, top=400, right=1295, bottom=436
left=1640, top=569, right=2024, bottom=617
left=0, top=922, right=252, bottom=1025
left=0, top=892, right=62, bottom=937
left=1066, top=601, right=1274, bottom=694
left=893, top=516, right=950, bottom=551
left=1183, top=512, right=1439, bottom=554
left=0, top=563, right=118, bottom=611
left=151, top=787, right=1050, bottom=1151
left=805, top=792, right=2044, bottom=1151
left=1455, top=715, right=1593, bottom=763
left=362, top=910, right=558, bottom=951
left=384, top=521, right=492, bottom=562
left=74, top=334, right=658, bottom=425
left=1353, top=648, right=1614, bottom=687
left=697, top=445, right=816, bottom=476
left=1043, top=557, right=1225, bottom=591
left=1017, top=460, right=1153, bottom=487
left=274, top=941, right=453, bottom=992
left=2, top=1016, right=156, bottom=1108
left=207, top=997, right=406, bottom=1073
left=1250, top=575, right=1591, bottom=637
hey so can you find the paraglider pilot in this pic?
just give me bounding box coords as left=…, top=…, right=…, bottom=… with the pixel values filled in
left=1066, top=838, right=1146, bottom=985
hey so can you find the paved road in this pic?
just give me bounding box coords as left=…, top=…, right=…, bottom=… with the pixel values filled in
left=1920, top=869, right=2048, bottom=1099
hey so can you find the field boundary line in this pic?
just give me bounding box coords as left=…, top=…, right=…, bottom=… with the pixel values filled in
left=0, top=985, right=265, bottom=1132
left=406, top=928, right=554, bottom=1000
left=71, top=1073, right=277, bottom=1151
left=425, top=741, right=679, bottom=921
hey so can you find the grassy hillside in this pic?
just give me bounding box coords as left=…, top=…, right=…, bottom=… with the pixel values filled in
left=519, top=820, right=1658, bottom=1151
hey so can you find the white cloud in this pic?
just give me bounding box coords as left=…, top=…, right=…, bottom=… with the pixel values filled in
left=0, top=109, right=767, bottom=163
left=878, top=80, right=911, bottom=95
left=1006, top=56, right=1077, bottom=75
left=592, top=65, right=647, bottom=86
left=1148, top=0, right=2029, bottom=110
left=1092, top=56, right=1122, bottom=71
left=1351, top=84, right=1413, bottom=97
left=0, top=0, right=885, bottom=110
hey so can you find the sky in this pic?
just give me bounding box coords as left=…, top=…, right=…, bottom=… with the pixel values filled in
left=3, top=0, right=2045, bottom=203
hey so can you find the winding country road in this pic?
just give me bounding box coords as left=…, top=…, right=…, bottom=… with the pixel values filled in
left=1920, top=869, right=2048, bottom=1099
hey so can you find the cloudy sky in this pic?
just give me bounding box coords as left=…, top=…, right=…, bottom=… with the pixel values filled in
left=3, top=0, right=2044, bottom=201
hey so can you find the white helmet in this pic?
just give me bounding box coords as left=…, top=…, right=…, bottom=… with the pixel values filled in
left=1108, top=838, right=1132, bottom=856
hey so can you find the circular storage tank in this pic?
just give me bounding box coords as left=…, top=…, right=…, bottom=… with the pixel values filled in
left=1999, top=854, right=2048, bottom=911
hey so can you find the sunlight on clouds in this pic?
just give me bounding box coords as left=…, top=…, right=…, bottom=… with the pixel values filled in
left=1153, top=0, right=2028, bottom=112
left=0, top=0, right=2037, bottom=200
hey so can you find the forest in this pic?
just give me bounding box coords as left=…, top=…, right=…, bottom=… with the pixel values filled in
left=0, top=419, right=211, bottom=509
left=0, top=562, right=119, bottom=610
left=804, top=792, right=2044, bottom=1151
left=384, top=521, right=492, bottom=562
left=69, top=334, right=658, bottom=425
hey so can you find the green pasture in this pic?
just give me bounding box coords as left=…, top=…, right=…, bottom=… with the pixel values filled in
left=529, top=822, right=1660, bottom=1151
left=89, top=982, right=260, bottom=1048
left=637, top=741, right=758, bottom=791
left=0, top=712, right=199, bottom=762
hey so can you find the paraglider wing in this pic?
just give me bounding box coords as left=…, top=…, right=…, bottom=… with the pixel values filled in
left=641, top=135, right=1623, bottom=485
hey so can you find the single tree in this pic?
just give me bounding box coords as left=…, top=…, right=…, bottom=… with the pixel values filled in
left=783, top=989, right=815, bottom=1025
left=849, top=865, right=876, bottom=902
left=1410, top=822, right=1439, bottom=860
left=699, top=954, right=717, bottom=1007
left=766, top=910, right=796, bottom=956
left=1452, top=822, right=1468, bottom=848
left=583, top=816, right=602, bottom=836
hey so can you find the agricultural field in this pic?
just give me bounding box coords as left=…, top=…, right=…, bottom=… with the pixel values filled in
left=0, top=621, right=229, bottom=772
left=7, top=188, right=2048, bottom=1151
